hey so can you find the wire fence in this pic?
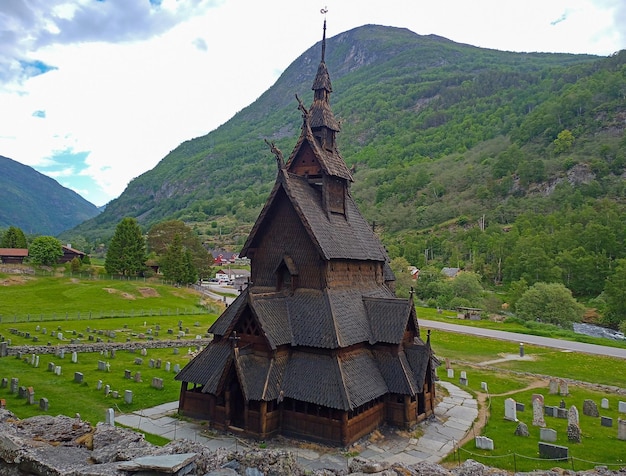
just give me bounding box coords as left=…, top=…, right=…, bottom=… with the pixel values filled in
left=453, top=444, right=626, bottom=473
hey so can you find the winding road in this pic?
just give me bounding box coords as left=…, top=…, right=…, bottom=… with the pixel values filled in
left=420, top=319, right=626, bottom=360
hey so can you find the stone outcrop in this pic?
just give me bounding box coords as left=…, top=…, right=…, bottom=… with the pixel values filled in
left=0, top=409, right=623, bottom=475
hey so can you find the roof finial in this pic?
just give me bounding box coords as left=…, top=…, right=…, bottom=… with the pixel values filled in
left=320, top=7, right=328, bottom=62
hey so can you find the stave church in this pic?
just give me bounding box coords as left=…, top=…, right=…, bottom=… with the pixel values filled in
left=176, top=20, right=437, bottom=446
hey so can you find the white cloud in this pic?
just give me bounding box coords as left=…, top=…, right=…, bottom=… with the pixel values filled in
left=0, top=0, right=624, bottom=207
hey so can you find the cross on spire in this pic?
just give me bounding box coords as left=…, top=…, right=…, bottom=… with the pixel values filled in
left=320, top=7, right=328, bottom=62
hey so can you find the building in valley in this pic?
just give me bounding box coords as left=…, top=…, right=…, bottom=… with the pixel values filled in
left=176, top=21, right=437, bottom=446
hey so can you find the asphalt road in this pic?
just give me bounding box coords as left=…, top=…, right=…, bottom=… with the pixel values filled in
left=420, top=319, right=626, bottom=360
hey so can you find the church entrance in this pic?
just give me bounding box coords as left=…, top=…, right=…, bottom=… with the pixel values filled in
left=229, top=378, right=245, bottom=429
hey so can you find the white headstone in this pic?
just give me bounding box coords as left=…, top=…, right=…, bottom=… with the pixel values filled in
left=481, top=381, right=488, bottom=392
left=447, top=368, right=454, bottom=378
left=124, top=390, right=133, bottom=404
left=165, top=361, right=171, bottom=372
left=619, top=401, right=626, bottom=413
left=104, top=384, right=110, bottom=396
left=57, top=332, right=63, bottom=340
left=549, top=379, right=559, bottom=394
left=34, top=355, right=39, bottom=368
left=618, top=419, right=626, bottom=441
left=71, top=352, right=78, bottom=363
left=54, top=365, right=62, bottom=376
left=601, top=398, right=609, bottom=409
left=96, top=380, right=103, bottom=391
left=559, top=380, right=569, bottom=396
left=504, top=398, right=518, bottom=422
left=460, top=371, right=467, bottom=380
left=105, top=408, right=115, bottom=426
left=475, top=436, right=494, bottom=450
left=540, top=428, right=557, bottom=442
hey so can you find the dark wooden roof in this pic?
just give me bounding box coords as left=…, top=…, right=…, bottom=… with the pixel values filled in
left=404, top=344, right=432, bottom=393
left=241, top=170, right=386, bottom=262
left=208, top=287, right=413, bottom=350
left=175, top=340, right=231, bottom=394
left=235, top=349, right=287, bottom=401
left=372, top=349, right=419, bottom=395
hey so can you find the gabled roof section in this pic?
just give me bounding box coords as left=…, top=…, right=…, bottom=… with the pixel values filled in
left=175, top=340, right=231, bottom=392
left=234, top=350, right=287, bottom=401
left=241, top=170, right=386, bottom=262
left=364, top=296, right=414, bottom=344
left=373, top=349, right=419, bottom=395
left=404, top=344, right=433, bottom=393
left=285, top=123, right=351, bottom=181
left=249, top=293, right=292, bottom=349
left=208, top=288, right=249, bottom=336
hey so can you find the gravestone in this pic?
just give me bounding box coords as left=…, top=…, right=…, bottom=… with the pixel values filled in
left=71, top=352, right=78, bottom=363
left=0, top=342, right=6, bottom=357
left=447, top=369, right=454, bottom=379
left=568, top=405, right=579, bottom=426
left=98, top=360, right=106, bottom=371
left=173, top=347, right=179, bottom=355
left=48, top=362, right=55, bottom=372
left=111, top=391, right=119, bottom=398
left=173, top=364, right=180, bottom=373
left=151, top=377, right=164, bottom=389
left=557, top=408, right=568, bottom=419
left=156, top=359, right=162, bottom=369
left=583, top=399, right=599, bottom=417
left=514, top=422, right=529, bottom=437
left=140, top=348, right=147, bottom=356
left=96, top=380, right=103, bottom=391
left=34, top=355, right=39, bottom=368
left=0, top=378, right=7, bottom=388
left=104, top=385, right=110, bottom=396
left=601, top=398, right=609, bottom=409
left=134, top=372, right=142, bottom=382
left=544, top=406, right=557, bottom=417
left=134, top=358, right=143, bottom=365
left=124, top=369, right=131, bottom=379
left=618, top=419, right=626, bottom=441
left=27, top=387, right=35, bottom=405
left=549, top=379, right=559, bottom=394
left=54, top=366, right=62, bottom=375
left=601, top=416, right=613, bottom=427
left=18, top=386, right=27, bottom=398
left=539, top=442, right=568, bottom=460
left=475, top=436, right=494, bottom=450
left=165, top=362, right=171, bottom=372
left=110, top=349, right=116, bottom=358
left=124, top=390, right=133, bottom=404
left=504, top=398, right=517, bottom=421
left=618, top=401, right=626, bottom=413
left=39, top=398, right=49, bottom=411
left=105, top=362, right=110, bottom=372
left=559, top=380, right=569, bottom=396
left=481, top=381, right=488, bottom=392
left=532, top=394, right=546, bottom=427
left=74, top=372, right=83, bottom=383
left=10, top=378, right=18, bottom=394
left=57, top=332, right=63, bottom=340
left=516, top=402, right=525, bottom=412
left=540, top=428, right=557, bottom=442
left=567, top=423, right=582, bottom=443
left=559, top=399, right=566, bottom=409
left=148, top=359, right=155, bottom=368
left=105, top=408, right=115, bottom=426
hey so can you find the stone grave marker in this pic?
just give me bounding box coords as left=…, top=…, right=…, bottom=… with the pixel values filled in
left=173, top=347, right=179, bottom=355
left=173, top=364, right=180, bottom=373
left=18, top=386, right=27, bottom=398
left=514, top=422, right=529, bottom=437
left=71, top=352, right=78, bottom=363
left=557, top=408, right=567, bottom=419
left=567, top=423, right=582, bottom=443
left=10, top=378, right=18, bottom=394
left=549, top=379, right=559, bottom=394
left=447, top=368, right=454, bottom=379
left=96, top=380, right=103, bottom=390
left=151, top=377, right=164, bottom=389
left=459, top=371, right=468, bottom=386
left=601, top=416, right=613, bottom=427
left=559, top=380, right=568, bottom=396
left=568, top=405, right=579, bottom=426
left=98, top=360, right=106, bottom=371
left=539, top=442, right=568, bottom=460
left=601, top=398, right=609, bottom=409
left=540, top=428, right=557, bottom=442
left=134, top=357, right=143, bottom=365
left=124, top=390, right=133, bottom=404
left=481, top=381, right=488, bottom=392
left=504, top=398, right=517, bottom=421
left=111, top=391, right=119, bottom=399
left=516, top=402, right=525, bottom=412
left=618, top=401, right=626, bottom=413
left=140, top=348, right=147, bottom=356
left=559, top=399, right=566, bottom=409
left=34, top=355, right=39, bottom=368
left=0, top=378, right=7, bottom=388
left=104, top=385, right=110, bottom=396
left=165, top=362, right=171, bottom=372
left=110, top=349, right=116, bottom=358
left=27, top=387, right=35, bottom=405
left=124, top=369, right=132, bottom=379
left=105, top=408, right=115, bottom=426
left=48, top=362, right=55, bottom=372
left=156, top=359, right=162, bottom=369
left=54, top=366, right=62, bottom=375
left=134, top=372, right=142, bottom=382
left=39, top=398, right=48, bottom=411
left=148, top=359, right=155, bottom=368
left=74, top=372, right=83, bottom=383
left=582, top=399, right=599, bottom=417
left=618, top=419, right=626, bottom=441
left=475, top=436, right=494, bottom=450
left=532, top=394, right=546, bottom=427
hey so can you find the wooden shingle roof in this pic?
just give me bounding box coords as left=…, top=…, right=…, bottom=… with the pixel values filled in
left=174, top=340, right=231, bottom=392
left=234, top=349, right=287, bottom=401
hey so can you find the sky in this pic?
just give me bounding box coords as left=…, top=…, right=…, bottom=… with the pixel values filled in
left=1, top=1, right=625, bottom=207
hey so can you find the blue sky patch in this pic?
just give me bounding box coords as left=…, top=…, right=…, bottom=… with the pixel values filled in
left=19, top=60, right=57, bottom=79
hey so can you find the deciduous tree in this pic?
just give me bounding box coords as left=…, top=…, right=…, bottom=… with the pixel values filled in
left=29, top=236, right=63, bottom=266
left=1, top=226, right=27, bottom=248
left=515, top=282, right=584, bottom=329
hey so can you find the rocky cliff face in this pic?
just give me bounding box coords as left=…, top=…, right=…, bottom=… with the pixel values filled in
left=0, top=409, right=623, bottom=476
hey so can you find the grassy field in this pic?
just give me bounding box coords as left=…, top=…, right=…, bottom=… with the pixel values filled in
left=2, top=270, right=625, bottom=470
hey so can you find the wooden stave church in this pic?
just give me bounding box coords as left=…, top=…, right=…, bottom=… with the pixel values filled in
left=175, top=21, right=437, bottom=447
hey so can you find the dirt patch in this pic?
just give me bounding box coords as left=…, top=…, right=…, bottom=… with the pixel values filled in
left=138, top=287, right=159, bottom=298
left=0, top=276, right=30, bottom=286
left=102, top=288, right=136, bottom=300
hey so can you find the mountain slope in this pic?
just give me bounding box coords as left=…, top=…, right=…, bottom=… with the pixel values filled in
left=0, top=155, right=100, bottom=235
left=65, top=25, right=622, bottom=247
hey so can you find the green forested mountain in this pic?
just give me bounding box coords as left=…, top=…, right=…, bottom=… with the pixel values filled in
left=0, top=155, right=100, bottom=236
left=65, top=25, right=626, bottom=303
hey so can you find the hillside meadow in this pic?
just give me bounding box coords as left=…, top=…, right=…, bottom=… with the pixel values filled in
left=1, top=272, right=626, bottom=470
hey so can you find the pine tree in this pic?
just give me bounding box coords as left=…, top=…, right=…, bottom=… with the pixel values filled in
left=105, top=217, right=146, bottom=276
left=1, top=226, right=28, bottom=248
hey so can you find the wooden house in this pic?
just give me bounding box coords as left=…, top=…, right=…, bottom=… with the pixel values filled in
left=0, top=248, right=28, bottom=264
left=59, top=244, right=86, bottom=264
left=176, top=21, right=437, bottom=446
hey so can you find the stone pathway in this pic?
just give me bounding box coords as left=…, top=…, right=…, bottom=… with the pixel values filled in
left=115, top=381, right=478, bottom=472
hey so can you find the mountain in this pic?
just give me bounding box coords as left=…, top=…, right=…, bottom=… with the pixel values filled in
left=64, top=26, right=626, bottom=268
left=0, top=155, right=100, bottom=236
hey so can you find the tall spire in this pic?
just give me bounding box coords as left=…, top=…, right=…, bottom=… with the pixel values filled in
left=321, top=8, right=327, bottom=63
